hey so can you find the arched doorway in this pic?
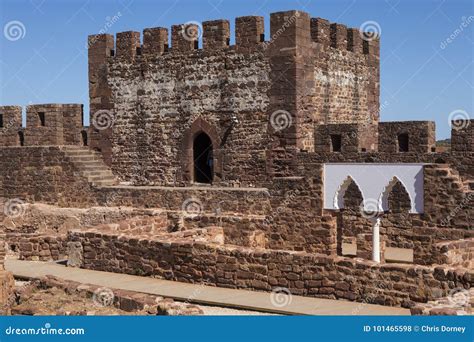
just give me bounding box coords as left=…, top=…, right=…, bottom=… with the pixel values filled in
left=193, top=132, right=213, bottom=183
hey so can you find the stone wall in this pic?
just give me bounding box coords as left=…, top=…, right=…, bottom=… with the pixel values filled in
left=450, top=120, right=474, bottom=179
left=0, top=214, right=14, bottom=314
left=2, top=204, right=167, bottom=261
left=99, top=36, right=271, bottom=186
left=0, top=104, right=84, bottom=147
left=96, top=185, right=271, bottom=216
left=70, top=230, right=473, bottom=308
left=0, top=106, right=22, bottom=146
left=314, top=123, right=378, bottom=153
left=451, top=119, right=473, bottom=153
left=0, top=147, right=97, bottom=206
left=0, top=271, right=14, bottom=315
left=0, top=145, right=470, bottom=258
left=430, top=239, right=474, bottom=268
left=337, top=211, right=474, bottom=265
left=310, top=18, right=379, bottom=126
left=88, top=10, right=379, bottom=185
left=24, top=104, right=84, bottom=146
left=12, top=235, right=67, bottom=261
left=273, top=150, right=472, bottom=227
left=94, top=181, right=335, bottom=254
left=269, top=148, right=472, bottom=260
left=423, top=164, right=472, bottom=229
left=378, top=121, right=436, bottom=154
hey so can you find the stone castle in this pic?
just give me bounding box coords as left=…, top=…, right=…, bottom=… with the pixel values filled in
left=0, top=10, right=472, bottom=314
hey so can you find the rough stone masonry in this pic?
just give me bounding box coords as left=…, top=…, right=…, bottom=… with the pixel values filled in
left=0, top=9, right=472, bottom=313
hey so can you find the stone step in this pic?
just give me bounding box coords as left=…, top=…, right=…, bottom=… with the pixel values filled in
left=87, top=175, right=117, bottom=182
left=71, top=158, right=105, bottom=164
left=62, top=146, right=119, bottom=188
left=64, top=149, right=95, bottom=155
left=92, top=179, right=118, bottom=187
left=433, top=164, right=462, bottom=177
left=83, top=170, right=115, bottom=177
left=74, top=162, right=106, bottom=169
left=77, top=165, right=103, bottom=172
left=67, top=156, right=101, bottom=162
left=61, top=146, right=84, bottom=151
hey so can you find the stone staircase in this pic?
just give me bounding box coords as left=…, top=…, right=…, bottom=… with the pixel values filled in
left=435, top=164, right=473, bottom=194
left=62, top=146, right=118, bottom=187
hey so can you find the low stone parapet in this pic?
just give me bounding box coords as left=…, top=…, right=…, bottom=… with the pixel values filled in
left=69, top=230, right=473, bottom=309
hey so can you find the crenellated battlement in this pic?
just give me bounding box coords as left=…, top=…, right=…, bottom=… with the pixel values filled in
left=310, top=18, right=379, bottom=55
left=0, top=104, right=87, bottom=147
left=315, top=121, right=438, bottom=154
left=87, top=11, right=379, bottom=62
left=86, top=10, right=382, bottom=180
left=313, top=119, right=473, bottom=155
left=1, top=9, right=473, bottom=309
left=0, top=106, right=22, bottom=147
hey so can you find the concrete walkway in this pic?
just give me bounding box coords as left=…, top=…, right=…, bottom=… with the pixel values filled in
left=6, top=259, right=410, bottom=316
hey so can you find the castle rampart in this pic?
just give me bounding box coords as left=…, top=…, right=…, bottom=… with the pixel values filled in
left=0, top=11, right=472, bottom=311
left=0, top=106, right=22, bottom=146
left=0, top=104, right=85, bottom=147
left=86, top=10, right=380, bottom=185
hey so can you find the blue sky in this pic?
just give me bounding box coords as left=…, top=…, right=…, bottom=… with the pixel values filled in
left=0, top=0, right=472, bottom=139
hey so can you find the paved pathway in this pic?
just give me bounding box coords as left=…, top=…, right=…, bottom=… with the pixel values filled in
left=5, top=259, right=410, bottom=316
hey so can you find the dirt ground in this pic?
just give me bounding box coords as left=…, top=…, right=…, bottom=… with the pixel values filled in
left=12, top=280, right=276, bottom=316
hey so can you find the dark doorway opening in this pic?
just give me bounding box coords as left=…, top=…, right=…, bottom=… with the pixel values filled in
left=398, top=133, right=409, bottom=152
left=18, top=131, right=25, bottom=146
left=193, top=132, right=213, bottom=184
left=331, top=134, right=342, bottom=152
left=81, top=131, right=88, bottom=146
left=38, top=112, right=46, bottom=126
